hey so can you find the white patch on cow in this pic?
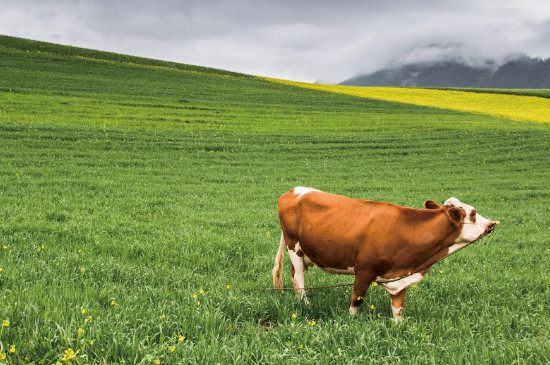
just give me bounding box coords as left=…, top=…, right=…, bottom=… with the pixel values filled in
left=293, top=186, right=320, bottom=198
left=349, top=306, right=358, bottom=316
left=377, top=273, right=424, bottom=296
left=391, top=306, right=403, bottom=324
left=287, top=242, right=308, bottom=302
left=448, top=242, right=469, bottom=254
left=444, top=197, right=492, bottom=243
left=293, top=242, right=314, bottom=268
left=320, top=266, right=355, bottom=275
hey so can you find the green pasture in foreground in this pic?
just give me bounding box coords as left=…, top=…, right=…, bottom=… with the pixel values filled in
left=1, top=36, right=549, bottom=364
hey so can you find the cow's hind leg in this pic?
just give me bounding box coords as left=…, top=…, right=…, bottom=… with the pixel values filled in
left=287, top=242, right=309, bottom=303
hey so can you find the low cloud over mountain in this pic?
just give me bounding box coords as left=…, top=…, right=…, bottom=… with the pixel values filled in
left=340, top=49, right=550, bottom=88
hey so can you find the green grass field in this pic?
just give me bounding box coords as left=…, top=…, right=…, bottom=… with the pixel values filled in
left=1, top=35, right=549, bottom=364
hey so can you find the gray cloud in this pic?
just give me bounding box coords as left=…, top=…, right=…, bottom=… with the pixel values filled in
left=1, top=0, right=549, bottom=82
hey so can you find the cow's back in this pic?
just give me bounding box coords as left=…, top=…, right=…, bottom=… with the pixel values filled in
left=278, top=187, right=388, bottom=231
left=278, top=187, right=355, bottom=236
left=278, top=188, right=391, bottom=266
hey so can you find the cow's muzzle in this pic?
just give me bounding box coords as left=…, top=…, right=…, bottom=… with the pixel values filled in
left=483, top=221, right=500, bottom=237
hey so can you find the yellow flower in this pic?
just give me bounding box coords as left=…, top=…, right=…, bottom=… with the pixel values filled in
left=89, top=341, right=94, bottom=346
left=372, top=282, right=378, bottom=287
left=370, top=305, right=375, bottom=310
left=81, top=309, right=86, bottom=314
left=197, top=301, right=200, bottom=306
left=298, top=344, right=303, bottom=349
left=0, top=352, right=5, bottom=360
left=170, top=346, right=176, bottom=352
left=0, top=268, right=3, bottom=272
left=192, top=294, right=197, bottom=299
left=78, top=249, right=82, bottom=253
left=2, top=245, right=7, bottom=250
left=80, top=267, right=85, bottom=273
left=154, top=360, right=160, bottom=365
left=62, top=348, right=75, bottom=361
left=226, top=285, right=230, bottom=289
left=111, top=300, right=117, bottom=306
left=199, top=289, right=204, bottom=295
left=309, top=319, right=316, bottom=326
left=411, top=284, right=417, bottom=289
left=178, top=336, right=185, bottom=342
left=440, top=270, right=444, bottom=274
left=85, top=315, right=92, bottom=324
left=160, top=314, right=166, bottom=320
left=9, top=345, right=15, bottom=353
left=291, top=313, right=297, bottom=319
left=2, top=319, right=9, bottom=327
left=78, top=328, right=85, bottom=336
left=377, top=313, right=381, bottom=318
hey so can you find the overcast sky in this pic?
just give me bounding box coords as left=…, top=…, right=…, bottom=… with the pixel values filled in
left=2, top=0, right=550, bottom=82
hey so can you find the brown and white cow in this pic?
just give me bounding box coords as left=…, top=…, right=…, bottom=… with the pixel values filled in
left=272, top=187, right=499, bottom=323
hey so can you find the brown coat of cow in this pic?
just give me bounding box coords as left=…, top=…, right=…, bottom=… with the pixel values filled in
left=272, top=187, right=499, bottom=323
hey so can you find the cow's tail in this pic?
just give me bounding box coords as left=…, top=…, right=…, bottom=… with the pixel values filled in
left=272, top=232, right=285, bottom=291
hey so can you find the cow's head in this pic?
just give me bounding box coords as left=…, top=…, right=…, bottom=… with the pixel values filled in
left=424, top=197, right=500, bottom=243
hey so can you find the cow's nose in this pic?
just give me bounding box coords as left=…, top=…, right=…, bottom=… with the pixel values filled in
left=485, top=221, right=499, bottom=235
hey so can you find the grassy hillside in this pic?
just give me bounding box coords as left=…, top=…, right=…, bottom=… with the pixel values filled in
left=1, top=36, right=549, bottom=364
left=0, top=35, right=250, bottom=78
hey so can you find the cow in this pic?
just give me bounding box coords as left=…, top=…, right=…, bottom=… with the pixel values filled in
left=272, top=187, right=499, bottom=323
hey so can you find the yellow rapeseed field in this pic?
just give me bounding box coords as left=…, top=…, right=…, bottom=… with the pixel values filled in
left=264, top=78, right=550, bottom=124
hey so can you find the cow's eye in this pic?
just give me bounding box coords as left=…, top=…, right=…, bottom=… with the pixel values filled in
left=469, top=210, right=477, bottom=223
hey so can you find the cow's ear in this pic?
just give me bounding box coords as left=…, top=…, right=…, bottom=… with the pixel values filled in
left=424, top=200, right=440, bottom=209
left=446, top=207, right=465, bottom=225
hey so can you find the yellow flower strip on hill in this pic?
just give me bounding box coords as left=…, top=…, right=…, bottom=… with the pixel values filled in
left=263, top=78, right=550, bottom=124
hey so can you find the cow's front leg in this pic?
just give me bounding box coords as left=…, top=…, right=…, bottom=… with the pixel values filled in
left=390, top=288, right=407, bottom=324
left=287, top=245, right=309, bottom=303
left=349, top=271, right=374, bottom=315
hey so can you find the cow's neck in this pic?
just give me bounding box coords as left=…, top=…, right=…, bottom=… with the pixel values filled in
left=396, top=212, right=462, bottom=276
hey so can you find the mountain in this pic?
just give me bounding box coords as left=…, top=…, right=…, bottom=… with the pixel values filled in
left=340, top=56, right=550, bottom=88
